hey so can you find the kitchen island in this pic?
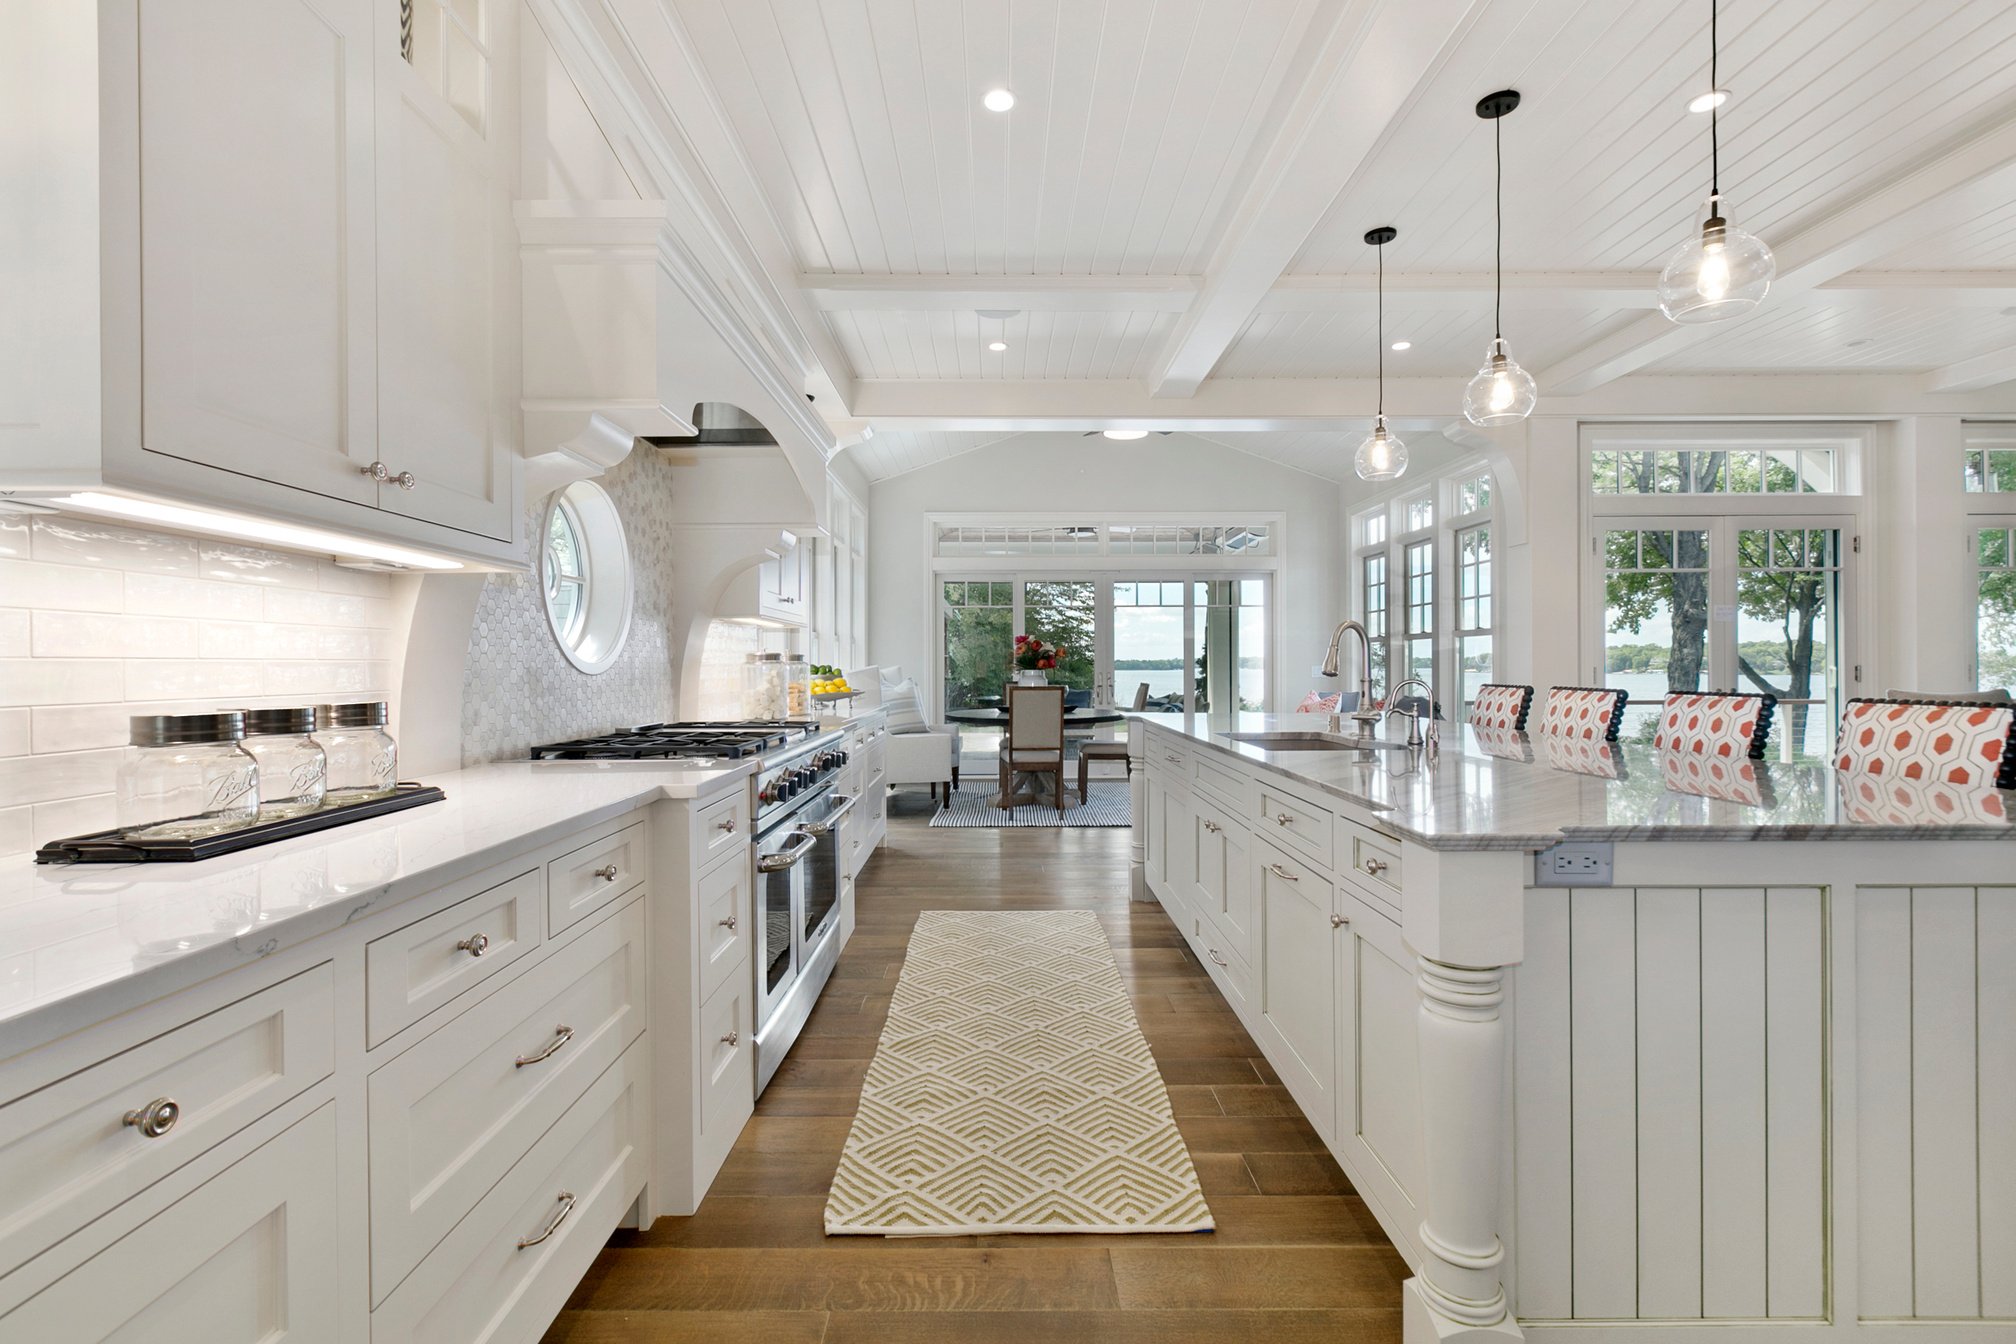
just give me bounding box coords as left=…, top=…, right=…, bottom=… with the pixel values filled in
left=1128, top=712, right=2014, bottom=1344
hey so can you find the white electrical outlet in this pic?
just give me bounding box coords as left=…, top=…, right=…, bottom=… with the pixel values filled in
left=1534, top=841, right=1614, bottom=887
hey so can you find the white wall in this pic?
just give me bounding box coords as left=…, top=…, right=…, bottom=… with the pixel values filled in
left=867, top=434, right=1346, bottom=713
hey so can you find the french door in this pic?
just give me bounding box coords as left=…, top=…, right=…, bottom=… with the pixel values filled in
left=938, top=574, right=1271, bottom=717
left=1592, top=515, right=1855, bottom=761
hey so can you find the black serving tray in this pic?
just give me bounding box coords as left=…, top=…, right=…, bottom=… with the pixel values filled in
left=35, top=782, right=446, bottom=864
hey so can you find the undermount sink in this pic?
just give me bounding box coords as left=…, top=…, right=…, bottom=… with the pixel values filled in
left=1223, top=731, right=1410, bottom=753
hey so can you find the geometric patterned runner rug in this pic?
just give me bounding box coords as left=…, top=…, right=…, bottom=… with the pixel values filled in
left=824, top=910, right=1215, bottom=1235
left=928, top=781, right=1133, bottom=828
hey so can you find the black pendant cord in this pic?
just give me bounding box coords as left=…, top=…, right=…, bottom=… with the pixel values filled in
left=1377, top=242, right=1385, bottom=420
left=1493, top=112, right=1504, bottom=342
left=1709, top=0, right=1720, bottom=196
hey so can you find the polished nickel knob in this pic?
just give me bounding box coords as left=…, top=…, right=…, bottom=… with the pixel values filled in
left=456, top=933, right=490, bottom=957
left=720, top=1029, right=741, bottom=1047
left=1201, top=820, right=1221, bottom=834
left=360, top=460, right=391, bottom=482
left=391, top=470, right=417, bottom=491
left=718, top=915, right=738, bottom=931
left=1274, top=812, right=1293, bottom=826
left=1363, top=858, right=1389, bottom=875
left=1331, top=913, right=1351, bottom=929
left=716, top=817, right=737, bottom=833
left=592, top=864, right=620, bottom=882
left=123, top=1097, right=181, bottom=1138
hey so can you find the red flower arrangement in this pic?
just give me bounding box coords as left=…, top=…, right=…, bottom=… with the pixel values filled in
left=1014, top=634, right=1065, bottom=671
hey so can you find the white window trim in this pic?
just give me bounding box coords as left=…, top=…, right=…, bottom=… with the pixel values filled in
left=1351, top=461, right=1496, bottom=714
left=540, top=481, right=632, bottom=675
left=1974, top=514, right=2016, bottom=691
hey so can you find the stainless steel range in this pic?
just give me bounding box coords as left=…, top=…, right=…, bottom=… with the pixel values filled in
left=528, top=720, right=853, bottom=1093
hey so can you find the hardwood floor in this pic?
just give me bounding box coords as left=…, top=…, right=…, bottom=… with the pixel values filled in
left=544, top=791, right=1407, bottom=1343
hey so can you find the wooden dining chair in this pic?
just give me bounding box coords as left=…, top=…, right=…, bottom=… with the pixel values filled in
left=1001, top=685, right=1068, bottom=812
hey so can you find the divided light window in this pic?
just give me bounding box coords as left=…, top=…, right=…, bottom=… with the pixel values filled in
left=1457, top=471, right=1492, bottom=516
left=932, top=522, right=1273, bottom=558
left=1591, top=445, right=1840, bottom=495
left=1982, top=525, right=2016, bottom=694
left=1404, top=538, right=1434, bottom=691
left=1455, top=523, right=1492, bottom=716
left=1964, top=425, right=2016, bottom=494
left=1362, top=553, right=1389, bottom=698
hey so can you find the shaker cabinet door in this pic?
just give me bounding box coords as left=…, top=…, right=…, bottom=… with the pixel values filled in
left=136, top=0, right=379, bottom=504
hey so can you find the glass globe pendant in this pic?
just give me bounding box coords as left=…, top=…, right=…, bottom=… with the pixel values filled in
left=1354, top=415, right=1407, bottom=482
left=1659, top=194, right=1774, bottom=323
left=1354, top=225, right=1407, bottom=482
left=1659, top=0, right=1773, bottom=323
left=1463, top=338, right=1539, bottom=425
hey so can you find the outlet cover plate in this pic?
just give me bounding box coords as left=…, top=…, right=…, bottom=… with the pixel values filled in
left=1534, top=841, right=1614, bottom=887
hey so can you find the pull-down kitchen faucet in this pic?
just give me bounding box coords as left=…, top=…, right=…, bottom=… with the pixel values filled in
left=1319, top=620, right=1385, bottom=736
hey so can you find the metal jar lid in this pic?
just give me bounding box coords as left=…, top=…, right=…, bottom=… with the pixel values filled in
left=318, top=701, right=389, bottom=728
left=130, top=712, right=247, bottom=747
left=244, top=706, right=318, bottom=737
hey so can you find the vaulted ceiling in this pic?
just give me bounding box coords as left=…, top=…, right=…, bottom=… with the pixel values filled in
left=648, top=0, right=2016, bottom=479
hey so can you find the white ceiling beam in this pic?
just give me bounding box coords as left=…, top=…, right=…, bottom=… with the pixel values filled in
left=1143, top=0, right=1493, bottom=398
left=1926, top=341, right=2016, bottom=393
left=798, top=274, right=1198, bottom=313
left=1544, top=116, right=2016, bottom=396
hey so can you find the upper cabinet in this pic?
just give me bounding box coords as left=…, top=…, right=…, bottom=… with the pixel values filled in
left=719, top=539, right=809, bottom=627
left=0, top=0, right=520, bottom=567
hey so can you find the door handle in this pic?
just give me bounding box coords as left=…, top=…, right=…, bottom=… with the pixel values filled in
left=514, top=1025, right=574, bottom=1068
left=1207, top=948, right=1228, bottom=968
left=1267, top=863, right=1299, bottom=881
left=516, top=1192, right=576, bottom=1249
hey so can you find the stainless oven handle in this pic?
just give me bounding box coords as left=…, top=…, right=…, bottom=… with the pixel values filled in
left=795, top=794, right=858, bottom=837
left=757, top=829, right=819, bottom=872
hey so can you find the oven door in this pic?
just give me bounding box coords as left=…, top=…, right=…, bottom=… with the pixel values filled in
left=754, top=802, right=821, bottom=1028
left=792, top=790, right=857, bottom=945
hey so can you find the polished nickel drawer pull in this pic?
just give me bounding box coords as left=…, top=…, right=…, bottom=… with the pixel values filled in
left=720, top=1029, right=741, bottom=1047
left=1331, top=913, right=1352, bottom=929
left=1267, top=863, right=1299, bottom=882
left=1362, top=858, right=1390, bottom=876
left=1201, top=819, right=1221, bottom=834
left=1273, top=812, right=1294, bottom=826
left=122, top=1097, right=180, bottom=1138
left=592, top=864, right=620, bottom=883
left=514, top=1025, right=574, bottom=1068
left=455, top=933, right=490, bottom=958
left=516, top=1192, right=576, bottom=1249
left=1164, top=752, right=1183, bottom=764
left=716, top=816, right=738, bottom=833
left=718, top=914, right=738, bottom=931
left=1207, top=948, right=1229, bottom=968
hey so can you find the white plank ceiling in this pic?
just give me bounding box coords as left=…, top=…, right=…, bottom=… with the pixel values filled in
left=654, top=0, right=2016, bottom=478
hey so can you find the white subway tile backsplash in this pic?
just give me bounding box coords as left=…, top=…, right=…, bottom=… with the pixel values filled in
left=31, top=794, right=116, bottom=846
left=32, top=611, right=200, bottom=659
left=0, top=609, right=25, bottom=658
left=124, top=572, right=265, bottom=620
left=0, top=660, right=127, bottom=707
left=0, top=513, right=27, bottom=560
left=0, top=559, right=124, bottom=613
left=31, top=516, right=199, bottom=575
left=0, top=709, right=27, bottom=757
left=32, top=703, right=135, bottom=753
left=0, top=748, right=122, bottom=808
left=200, top=621, right=375, bottom=661
left=263, top=587, right=391, bottom=627
left=315, top=561, right=395, bottom=598
left=198, top=541, right=320, bottom=588
left=124, top=660, right=266, bottom=702
left=261, top=661, right=382, bottom=697
left=0, top=806, right=28, bottom=858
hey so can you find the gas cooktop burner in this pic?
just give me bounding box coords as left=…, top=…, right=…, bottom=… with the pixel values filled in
left=529, top=720, right=819, bottom=762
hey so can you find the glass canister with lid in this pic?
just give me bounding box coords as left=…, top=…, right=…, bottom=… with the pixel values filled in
left=782, top=654, right=812, bottom=718
left=744, top=652, right=785, bottom=719
left=117, top=712, right=262, bottom=840
left=316, top=701, right=399, bottom=802
left=241, top=707, right=328, bottom=819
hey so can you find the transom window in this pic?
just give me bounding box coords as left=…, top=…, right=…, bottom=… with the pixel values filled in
left=1457, top=471, right=1493, bottom=516
left=1964, top=425, right=2016, bottom=494
left=933, top=522, right=1273, bottom=558
left=1406, top=497, right=1434, bottom=532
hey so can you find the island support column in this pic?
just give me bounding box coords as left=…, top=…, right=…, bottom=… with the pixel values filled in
left=1403, top=849, right=1526, bottom=1344
left=1127, top=718, right=1151, bottom=901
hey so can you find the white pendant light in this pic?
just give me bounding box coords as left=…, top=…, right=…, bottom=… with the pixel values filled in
left=1658, top=0, right=1774, bottom=323
left=1354, top=226, right=1408, bottom=482
left=1463, top=90, right=1537, bottom=427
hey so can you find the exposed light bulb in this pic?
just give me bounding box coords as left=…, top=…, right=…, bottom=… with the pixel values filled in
left=1353, top=418, right=1408, bottom=482
left=1696, top=241, right=1730, bottom=302
left=1462, top=339, right=1537, bottom=426
left=1102, top=429, right=1149, bottom=441
left=1658, top=196, right=1774, bottom=322
left=1489, top=370, right=1516, bottom=413
left=982, top=88, right=1015, bottom=112
left=1688, top=88, right=1729, bottom=113
left=988, top=340, right=1008, bottom=351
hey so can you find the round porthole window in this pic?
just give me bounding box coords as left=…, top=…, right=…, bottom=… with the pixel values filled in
left=541, top=481, right=632, bottom=674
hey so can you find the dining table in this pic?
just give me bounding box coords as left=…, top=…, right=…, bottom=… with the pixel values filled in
left=944, top=705, right=1128, bottom=806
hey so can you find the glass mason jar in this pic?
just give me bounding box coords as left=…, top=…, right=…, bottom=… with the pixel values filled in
left=315, top=701, right=398, bottom=803
left=117, top=712, right=261, bottom=840
left=782, top=654, right=812, bottom=719
left=241, top=707, right=328, bottom=819
left=744, top=652, right=786, bottom=719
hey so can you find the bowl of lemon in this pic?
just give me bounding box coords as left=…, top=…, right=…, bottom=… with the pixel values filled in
left=809, top=665, right=857, bottom=707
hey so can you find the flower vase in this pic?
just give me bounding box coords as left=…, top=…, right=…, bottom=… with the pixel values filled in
left=1014, top=669, right=1049, bottom=687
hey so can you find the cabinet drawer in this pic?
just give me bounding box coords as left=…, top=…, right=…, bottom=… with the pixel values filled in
left=698, top=850, right=753, bottom=1003
left=547, top=821, right=646, bottom=937
left=0, top=965, right=335, bottom=1280
left=1339, top=823, right=1404, bottom=917
left=371, top=1041, right=648, bottom=1344
left=367, top=898, right=646, bottom=1301
left=694, top=788, right=751, bottom=869
left=1194, top=925, right=1254, bottom=1021
left=1148, top=738, right=1191, bottom=777
left=1255, top=780, right=1334, bottom=868
left=1192, top=752, right=1255, bottom=812
left=2, top=1104, right=340, bottom=1342
left=695, top=968, right=754, bottom=1183
left=367, top=869, right=542, bottom=1047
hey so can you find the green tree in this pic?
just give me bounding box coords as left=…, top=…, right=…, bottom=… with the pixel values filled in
left=1022, top=581, right=1096, bottom=692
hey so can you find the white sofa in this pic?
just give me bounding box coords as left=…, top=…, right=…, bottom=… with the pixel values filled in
left=844, top=666, right=959, bottom=799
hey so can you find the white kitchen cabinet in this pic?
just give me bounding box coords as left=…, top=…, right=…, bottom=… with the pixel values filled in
left=1191, top=794, right=1253, bottom=965
left=0, top=1104, right=341, bottom=1344
left=1333, top=891, right=1425, bottom=1255
left=718, top=542, right=809, bottom=625
left=1255, top=839, right=1337, bottom=1144
left=0, top=0, right=522, bottom=567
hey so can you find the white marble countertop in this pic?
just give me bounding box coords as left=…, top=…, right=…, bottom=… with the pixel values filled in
left=1142, top=712, right=2016, bottom=851
left=0, top=758, right=756, bottom=1041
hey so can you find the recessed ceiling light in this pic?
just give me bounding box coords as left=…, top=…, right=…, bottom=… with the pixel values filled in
left=1102, top=430, right=1149, bottom=441
left=1390, top=340, right=1412, bottom=351
left=983, top=88, right=1015, bottom=112
left=988, top=340, right=1008, bottom=352
left=1688, top=88, right=1730, bottom=113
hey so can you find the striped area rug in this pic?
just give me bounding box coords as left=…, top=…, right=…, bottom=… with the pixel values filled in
left=824, top=909, right=1214, bottom=1236
left=928, top=781, right=1132, bottom=828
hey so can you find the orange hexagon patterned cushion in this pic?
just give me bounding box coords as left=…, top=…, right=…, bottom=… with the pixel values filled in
left=1538, top=686, right=1630, bottom=742
left=1833, top=699, right=2016, bottom=791
left=1654, top=691, right=1775, bottom=760
left=1470, top=683, right=1534, bottom=733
